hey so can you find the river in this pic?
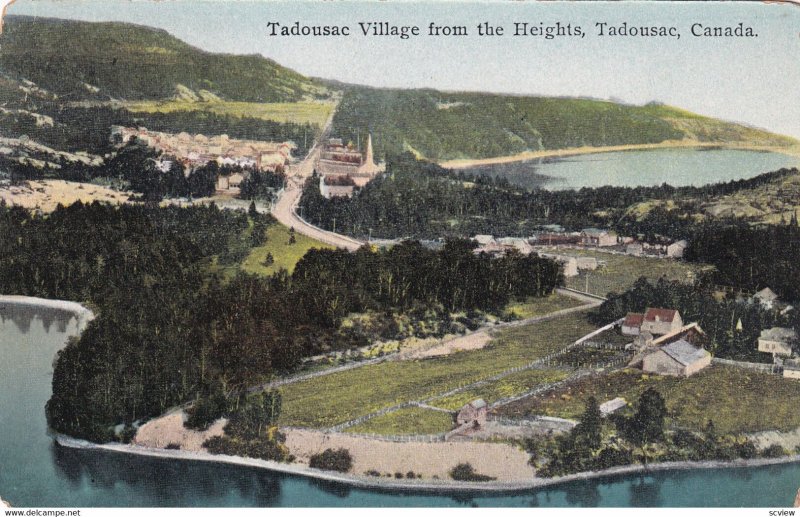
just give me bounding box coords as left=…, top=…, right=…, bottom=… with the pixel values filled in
left=456, top=149, right=800, bottom=190
left=1, top=302, right=798, bottom=507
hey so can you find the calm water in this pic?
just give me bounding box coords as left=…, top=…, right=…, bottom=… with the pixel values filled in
left=2, top=303, right=799, bottom=507
left=460, top=149, right=800, bottom=190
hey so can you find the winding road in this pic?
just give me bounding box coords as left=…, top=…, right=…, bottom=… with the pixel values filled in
left=271, top=102, right=363, bottom=251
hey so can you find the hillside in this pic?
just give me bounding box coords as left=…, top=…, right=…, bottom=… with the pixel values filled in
left=0, top=16, right=329, bottom=102
left=329, top=87, right=797, bottom=161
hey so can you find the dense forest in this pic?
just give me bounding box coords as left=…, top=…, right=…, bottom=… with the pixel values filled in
left=328, top=88, right=794, bottom=161
left=590, top=278, right=788, bottom=362
left=299, top=152, right=797, bottom=238
left=0, top=201, right=560, bottom=441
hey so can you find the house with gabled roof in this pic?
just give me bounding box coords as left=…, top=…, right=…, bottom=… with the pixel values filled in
left=456, top=399, right=488, bottom=427
left=621, top=313, right=644, bottom=336
left=640, top=308, right=683, bottom=336
left=753, top=287, right=780, bottom=310
left=642, top=339, right=712, bottom=377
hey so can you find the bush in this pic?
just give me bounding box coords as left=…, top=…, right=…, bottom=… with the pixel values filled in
left=203, top=433, right=290, bottom=462
left=394, top=472, right=403, bottom=479
left=185, top=388, right=228, bottom=431
left=365, top=470, right=381, bottom=477
left=448, top=463, right=496, bottom=482
left=309, top=448, right=353, bottom=473
left=406, top=471, right=417, bottom=479
left=165, top=443, right=181, bottom=450
left=762, top=444, right=787, bottom=458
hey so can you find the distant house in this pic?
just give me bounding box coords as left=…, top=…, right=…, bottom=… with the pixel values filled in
left=753, top=287, right=780, bottom=310
left=758, top=327, right=797, bottom=358
left=581, top=228, right=618, bottom=247
left=667, top=240, right=688, bottom=258
left=641, top=339, right=712, bottom=377
left=625, top=243, right=644, bottom=257
left=540, top=253, right=578, bottom=277
left=457, top=399, right=488, bottom=427
left=496, top=237, right=533, bottom=255
left=641, top=308, right=683, bottom=336
left=621, top=313, right=645, bottom=336
left=599, top=397, right=627, bottom=415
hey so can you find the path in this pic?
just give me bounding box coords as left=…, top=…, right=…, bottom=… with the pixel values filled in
left=270, top=100, right=363, bottom=251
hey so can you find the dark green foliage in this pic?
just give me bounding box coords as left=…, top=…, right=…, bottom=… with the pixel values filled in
left=762, top=444, right=787, bottom=458
left=621, top=388, right=668, bottom=445
left=448, top=463, right=496, bottom=482
left=225, top=391, right=283, bottom=440
left=573, top=397, right=603, bottom=450
left=1, top=16, right=325, bottom=102
left=185, top=382, right=229, bottom=431
left=309, top=448, right=353, bottom=473
left=331, top=88, right=684, bottom=161
left=240, top=170, right=287, bottom=201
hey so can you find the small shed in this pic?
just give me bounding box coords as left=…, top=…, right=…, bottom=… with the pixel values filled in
left=641, top=339, right=711, bottom=377
left=784, top=358, right=800, bottom=380
left=667, top=240, right=688, bottom=258
left=626, top=243, right=644, bottom=257
left=457, top=399, right=488, bottom=427
left=599, top=397, right=627, bottom=416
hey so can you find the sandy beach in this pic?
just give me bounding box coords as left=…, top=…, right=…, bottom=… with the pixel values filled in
left=438, top=141, right=800, bottom=170
left=133, top=410, right=226, bottom=452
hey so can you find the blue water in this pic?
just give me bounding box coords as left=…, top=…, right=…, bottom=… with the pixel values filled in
left=2, top=303, right=799, bottom=507
left=461, top=149, right=800, bottom=191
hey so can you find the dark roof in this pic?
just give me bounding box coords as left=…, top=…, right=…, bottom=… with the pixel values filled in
left=624, top=313, right=644, bottom=327
left=644, top=308, right=679, bottom=323
left=658, top=339, right=709, bottom=366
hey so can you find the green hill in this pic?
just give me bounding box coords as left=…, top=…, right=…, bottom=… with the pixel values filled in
left=330, top=87, right=797, bottom=161
left=0, top=16, right=329, bottom=102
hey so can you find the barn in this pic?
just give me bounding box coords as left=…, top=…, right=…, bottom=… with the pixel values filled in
left=642, top=339, right=711, bottom=377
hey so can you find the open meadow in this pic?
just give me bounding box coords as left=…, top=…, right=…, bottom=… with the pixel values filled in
left=125, top=100, right=335, bottom=127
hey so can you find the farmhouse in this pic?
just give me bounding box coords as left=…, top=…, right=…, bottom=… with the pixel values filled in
left=575, top=256, right=598, bottom=271
left=599, top=397, right=627, bottom=415
left=581, top=228, right=618, bottom=247
left=625, top=243, right=644, bottom=257
left=539, top=253, right=579, bottom=277
left=641, top=339, right=712, bottom=377
left=758, top=327, right=797, bottom=358
left=621, top=313, right=644, bottom=336
left=640, top=308, right=683, bottom=336
left=456, top=399, right=487, bottom=427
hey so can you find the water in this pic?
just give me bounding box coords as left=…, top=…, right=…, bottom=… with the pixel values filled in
left=459, top=149, right=800, bottom=191
left=2, top=302, right=799, bottom=507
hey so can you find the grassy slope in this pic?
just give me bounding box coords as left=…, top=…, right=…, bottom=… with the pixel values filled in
left=496, top=365, right=800, bottom=434
left=503, top=293, right=585, bottom=319
left=277, top=313, right=596, bottom=428
left=240, top=224, right=334, bottom=276
left=0, top=16, right=328, bottom=102
left=125, top=99, right=335, bottom=127
left=330, top=88, right=797, bottom=161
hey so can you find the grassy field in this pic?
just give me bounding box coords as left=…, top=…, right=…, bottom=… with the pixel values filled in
left=345, top=407, right=455, bottom=436
left=427, top=368, right=572, bottom=411
left=496, top=365, right=800, bottom=434
left=126, top=100, right=335, bottom=127
left=240, top=224, right=334, bottom=276
left=538, top=247, right=709, bottom=297
left=503, top=293, right=586, bottom=319
left=276, top=313, right=597, bottom=428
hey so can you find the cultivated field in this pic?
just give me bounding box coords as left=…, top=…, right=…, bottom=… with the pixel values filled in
left=503, top=294, right=586, bottom=319
left=125, top=100, right=335, bottom=127
left=277, top=313, right=597, bottom=428
left=346, top=407, right=455, bottom=436
left=496, top=365, right=800, bottom=434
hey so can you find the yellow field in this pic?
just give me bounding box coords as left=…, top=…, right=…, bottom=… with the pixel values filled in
left=125, top=100, right=335, bottom=127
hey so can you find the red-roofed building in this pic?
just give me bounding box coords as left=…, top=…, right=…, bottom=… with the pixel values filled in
left=641, top=308, right=683, bottom=336
left=622, top=313, right=645, bottom=336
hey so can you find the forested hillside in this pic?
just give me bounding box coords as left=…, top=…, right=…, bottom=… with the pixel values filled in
left=329, top=88, right=797, bottom=161
left=0, top=16, right=328, bottom=102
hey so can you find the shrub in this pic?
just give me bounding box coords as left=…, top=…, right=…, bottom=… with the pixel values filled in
left=164, top=443, right=181, bottom=450
left=365, top=470, right=381, bottom=477
left=309, top=448, right=353, bottom=473
left=762, top=444, right=787, bottom=458
left=406, top=471, right=417, bottom=479
left=394, top=472, right=403, bottom=479
left=449, top=463, right=496, bottom=482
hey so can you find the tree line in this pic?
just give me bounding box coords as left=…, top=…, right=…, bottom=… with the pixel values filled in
left=0, top=201, right=561, bottom=441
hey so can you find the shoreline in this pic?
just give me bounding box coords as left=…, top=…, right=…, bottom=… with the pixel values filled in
left=438, top=141, right=800, bottom=169
left=54, top=433, right=800, bottom=495
left=0, top=295, right=94, bottom=330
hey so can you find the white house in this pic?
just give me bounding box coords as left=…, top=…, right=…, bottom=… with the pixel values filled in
left=667, top=240, right=688, bottom=258
left=758, top=327, right=797, bottom=358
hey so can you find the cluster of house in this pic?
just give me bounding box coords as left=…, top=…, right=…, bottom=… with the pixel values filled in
left=317, top=135, right=383, bottom=198
left=110, top=126, right=294, bottom=193
left=471, top=234, right=600, bottom=276
left=622, top=308, right=713, bottom=377
left=529, top=227, right=688, bottom=259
